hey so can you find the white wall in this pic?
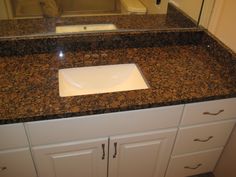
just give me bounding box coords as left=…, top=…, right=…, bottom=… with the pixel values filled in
left=208, top=0, right=236, bottom=52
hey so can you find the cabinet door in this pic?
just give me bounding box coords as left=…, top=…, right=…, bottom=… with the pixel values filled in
left=0, top=148, right=37, bottom=177
left=32, top=138, right=108, bottom=177
left=108, top=129, right=177, bottom=177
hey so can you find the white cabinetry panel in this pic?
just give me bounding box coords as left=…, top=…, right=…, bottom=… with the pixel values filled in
left=181, top=98, right=236, bottom=126
left=166, top=148, right=223, bottom=177
left=0, top=148, right=37, bottom=177
left=173, top=120, right=235, bottom=155
left=26, top=105, right=183, bottom=146
left=109, top=129, right=177, bottom=177
left=32, top=138, right=108, bottom=177
left=0, top=123, right=29, bottom=150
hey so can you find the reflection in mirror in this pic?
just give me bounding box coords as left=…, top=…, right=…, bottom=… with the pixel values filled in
left=0, top=0, right=213, bottom=38
left=199, top=0, right=215, bottom=28
left=3, top=0, right=170, bottom=18
left=169, top=0, right=203, bottom=23
left=171, top=0, right=216, bottom=28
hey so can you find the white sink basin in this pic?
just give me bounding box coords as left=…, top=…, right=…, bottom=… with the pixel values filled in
left=56, top=24, right=117, bottom=33
left=58, top=64, right=149, bottom=97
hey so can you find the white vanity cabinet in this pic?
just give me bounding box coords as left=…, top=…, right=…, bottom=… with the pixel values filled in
left=26, top=105, right=183, bottom=177
left=3, top=98, right=235, bottom=177
left=166, top=98, right=236, bottom=177
left=0, top=123, right=37, bottom=177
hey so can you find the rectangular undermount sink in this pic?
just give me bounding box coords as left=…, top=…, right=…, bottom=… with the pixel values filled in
left=56, top=24, right=117, bottom=33
left=58, top=64, right=149, bottom=97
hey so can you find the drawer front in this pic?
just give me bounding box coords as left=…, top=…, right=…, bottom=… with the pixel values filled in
left=26, top=105, right=184, bottom=146
left=0, top=148, right=37, bottom=177
left=166, top=148, right=223, bottom=177
left=181, top=98, right=236, bottom=126
left=173, top=120, right=235, bottom=155
left=0, top=123, right=29, bottom=150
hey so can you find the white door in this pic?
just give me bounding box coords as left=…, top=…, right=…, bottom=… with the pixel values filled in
left=32, top=138, right=108, bottom=177
left=108, top=129, right=177, bottom=177
left=0, top=148, right=37, bottom=177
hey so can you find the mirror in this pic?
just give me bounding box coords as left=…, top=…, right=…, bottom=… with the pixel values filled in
left=0, top=0, right=214, bottom=38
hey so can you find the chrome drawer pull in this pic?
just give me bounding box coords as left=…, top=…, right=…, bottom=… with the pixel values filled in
left=194, top=136, right=213, bottom=142
left=203, top=109, right=224, bottom=116
left=0, top=167, right=7, bottom=171
left=184, top=163, right=202, bottom=170
left=102, top=144, right=105, bottom=160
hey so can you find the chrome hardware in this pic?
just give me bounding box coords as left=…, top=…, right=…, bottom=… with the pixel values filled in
left=203, top=109, right=224, bottom=116
left=0, top=167, right=7, bottom=171
left=194, top=136, right=213, bottom=142
left=113, top=142, right=117, bottom=158
left=102, top=144, right=105, bottom=160
left=184, top=163, right=202, bottom=170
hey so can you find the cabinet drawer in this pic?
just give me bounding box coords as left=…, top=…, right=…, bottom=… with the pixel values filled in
left=166, top=148, right=223, bottom=177
left=26, top=105, right=183, bottom=146
left=0, top=148, right=37, bottom=177
left=181, top=98, right=236, bottom=126
left=173, top=120, right=235, bottom=155
left=0, top=123, right=29, bottom=150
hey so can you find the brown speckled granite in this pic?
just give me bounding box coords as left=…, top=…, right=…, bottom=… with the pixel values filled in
left=0, top=30, right=236, bottom=124
left=0, top=29, right=203, bottom=56
left=0, top=4, right=196, bottom=39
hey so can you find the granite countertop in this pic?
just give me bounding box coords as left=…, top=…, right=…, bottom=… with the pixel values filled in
left=0, top=30, right=236, bottom=124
